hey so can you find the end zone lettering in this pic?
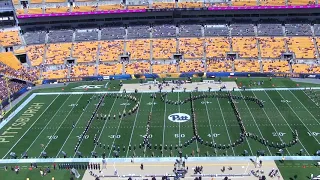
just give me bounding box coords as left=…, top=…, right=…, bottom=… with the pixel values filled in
left=0, top=103, right=45, bottom=143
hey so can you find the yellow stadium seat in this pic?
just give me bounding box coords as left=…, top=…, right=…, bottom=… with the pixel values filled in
left=70, top=64, right=96, bottom=77
left=207, top=60, right=233, bottom=72
left=152, top=63, right=178, bottom=73
left=258, top=37, right=285, bottom=58
left=179, top=38, right=204, bottom=59
left=179, top=60, right=205, bottom=73
left=125, top=62, right=150, bottom=74
left=262, top=60, right=290, bottom=73
left=45, top=7, right=70, bottom=13
left=46, top=43, right=72, bottom=65
left=73, top=41, right=98, bottom=63
left=72, top=6, right=96, bottom=12
left=42, top=69, right=68, bottom=79
left=127, top=5, right=148, bottom=10
left=30, top=0, right=42, bottom=3
left=232, top=0, right=257, bottom=6
left=98, top=63, right=122, bottom=75
left=152, top=38, right=176, bottom=59
left=27, top=8, right=43, bottom=14
left=177, top=2, right=203, bottom=8
left=98, top=4, right=124, bottom=10
left=0, top=52, right=22, bottom=70
left=234, top=60, right=260, bottom=72
left=99, top=40, right=124, bottom=61
left=126, top=39, right=150, bottom=60
left=152, top=2, right=175, bottom=9
left=288, top=0, right=315, bottom=5
left=232, top=37, right=258, bottom=58
left=26, top=45, right=45, bottom=66
left=287, top=37, right=316, bottom=59
left=205, top=37, right=230, bottom=58
left=0, top=31, right=21, bottom=47
left=259, top=0, right=286, bottom=6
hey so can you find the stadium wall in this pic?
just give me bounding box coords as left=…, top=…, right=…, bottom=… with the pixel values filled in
left=41, top=73, right=320, bottom=84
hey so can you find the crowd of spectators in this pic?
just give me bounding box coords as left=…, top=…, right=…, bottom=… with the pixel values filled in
left=0, top=77, right=27, bottom=101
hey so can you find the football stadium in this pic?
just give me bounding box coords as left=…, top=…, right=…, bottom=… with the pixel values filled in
left=1, top=0, right=320, bottom=179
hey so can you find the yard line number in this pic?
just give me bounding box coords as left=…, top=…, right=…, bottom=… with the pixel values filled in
left=69, top=104, right=78, bottom=107
left=120, top=103, right=130, bottom=106
left=175, top=134, right=185, bottom=138
left=307, top=132, right=320, bottom=136
left=272, top=132, right=286, bottom=137
left=47, top=135, right=58, bottom=140
left=76, top=135, right=89, bottom=139
left=208, top=133, right=220, bottom=138
left=281, top=100, right=291, bottom=103
left=109, top=135, right=121, bottom=139
left=140, top=134, right=153, bottom=138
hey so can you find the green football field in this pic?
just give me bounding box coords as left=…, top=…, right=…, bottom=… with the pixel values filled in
left=1, top=87, right=320, bottom=159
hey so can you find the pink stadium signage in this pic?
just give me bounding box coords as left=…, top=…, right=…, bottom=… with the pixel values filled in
left=17, top=5, right=320, bottom=19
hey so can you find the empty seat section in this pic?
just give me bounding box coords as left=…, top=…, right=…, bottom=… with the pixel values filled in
left=152, top=2, right=175, bottom=9
left=48, top=29, right=73, bottom=43
left=101, top=27, right=125, bottom=40
left=259, top=0, right=285, bottom=6
left=42, top=68, right=68, bottom=79
left=0, top=31, right=21, bottom=47
left=288, top=0, right=315, bottom=5
left=16, top=9, right=26, bottom=15
left=257, top=24, right=283, bottom=36
left=232, top=0, right=257, bottom=6
left=205, top=37, right=230, bottom=58
left=179, top=60, right=205, bottom=72
left=98, top=4, right=124, bottom=10
left=30, top=0, right=42, bottom=3
left=127, top=5, right=148, bottom=9
left=179, top=38, right=204, bottom=58
left=75, top=29, right=98, bottom=41
left=259, top=37, right=285, bottom=58
left=45, top=7, right=70, bottom=13
left=153, top=24, right=176, bottom=38
left=70, top=64, right=96, bottom=77
left=152, top=63, right=177, bottom=73
left=291, top=63, right=313, bottom=73
left=234, top=60, right=260, bottom=72
left=99, top=40, right=124, bottom=61
left=179, top=25, right=202, bottom=37
left=287, top=37, right=316, bottom=59
left=24, top=31, right=46, bottom=45
left=204, top=25, right=229, bottom=37
left=125, top=62, right=150, bottom=74
left=127, top=25, right=150, bottom=39
left=177, top=1, right=203, bottom=8
left=232, top=37, right=258, bottom=58
left=230, top=24, right=255, bottom=36
left=262, top=60, right=290, bottom=73
left=285, top=24, right=312, bottom=36
left=0, top=52, right=22, bottom=70
left=27, top=8, right=43, bottom=14
left=152, top=38, right=176, bottom=59
left=314, top=25, right=320, bottom=36
left=46, top=43, right=72, bottom=65
left=126, top=39, right=151, bottom=60
left=26, top=45, right=45, bottom=66
left=72, top=5, right=96, bottom=12
left=98, top=63, right=122, bottom=75
left=73, top=41, right=98, bottom=63
left=207, top=60, right=233, bottom=72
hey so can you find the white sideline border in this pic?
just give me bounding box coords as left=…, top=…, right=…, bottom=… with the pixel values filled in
left=34, top=87, right=320, bottom=95
left=0, top=93, right=36, bottom=130
left=0, top=156, right=320, bottom=164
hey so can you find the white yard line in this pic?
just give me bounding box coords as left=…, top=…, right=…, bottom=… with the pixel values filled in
left=216, top=96, right=235, bottom=156
left=202, top=92, right=217, bottom=155
left=39, top=95, right=83, bottom=158
left=289, top=90, right=320, bottom=125
left=2, top=95, right=60, bottom=159
left=190, top=92, right=199, bottom=155
left=91, top=96, right=118, bottom=153
left=125, top=94, right=144, bottom=158
left=178, top=92, right=181, bottom=146
left=161, top=95, right=167, bottom=158
left=144, top=95, right=156, bottom=158
left=107, top=100, right=130, bottom=158
left=276, top=90, right=320, bottom=144
left=239, top=91, right=272, bottom=156
left=264, top=90, right=310, bottom=155
left=302, top=90, right=320, bottom=107
left=56, top=94, right=95, bottom=158
left=251, top=91, right=291, bottom=156
left=23, top=94, right=72, bottom=157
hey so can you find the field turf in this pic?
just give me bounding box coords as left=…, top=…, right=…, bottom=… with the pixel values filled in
left=0, top=88, right=320, bottom=159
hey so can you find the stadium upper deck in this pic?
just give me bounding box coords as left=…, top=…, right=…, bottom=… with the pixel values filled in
left=12, top=0, right=318, bottom=17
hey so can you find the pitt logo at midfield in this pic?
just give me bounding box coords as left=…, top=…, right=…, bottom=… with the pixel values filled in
left=168, top=113, right=190, bottom=123
left=0, top=103, right=45, bottom=143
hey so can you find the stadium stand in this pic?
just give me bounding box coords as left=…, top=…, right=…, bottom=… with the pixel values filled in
left=75, top=29, right=99, bottom=42
left=258, top=37, right=286, bottom=58
left=230, top=24, right=255, bottom=36
left=205, top=37, right=230, bottom=58
left=257, top=24, right=283, bottom=36
left=70, top=64, right=96, bottom=77
left=42, top=65, right=68, bottom=79
left=179, top=24, right=202, bottom=37
left=0, top=77, right=26, bottom=101
left=45, top=43, right=72, bottom=65
left=285, top=24, right=312, bottom=36
left=179, top=38, right=204, bottom=58
left=177, top=1, right=203, bottom=8
left=287, top=0, right=316, bottom=5
left=232, top=0, right=257, bottom=6
left=234, top=59, right=260, bottom=72
left=126, top=39, right=151, bottom=60
left=204, top=25, right=229, bottom=37
left=0, top=52, right=22, bottom=70
left=179, top=60, right=205, bottom=73
left=207, top=59, right=233, bottom=72
left=259, top=0, right=285, bottom=6
left=24, top=31, right=46, bottom=45
left=99, top=40, right=124, bottom=61
left=73, top=41, right=98, bottom=63
left=152, top=24, right=176, bottom=38
left=152, top=2, right=176, bottom=9
left=152, top=38, right=177, bottom=59
left=98, top=63, right=122, bottom=75
left=232, top=37, right=258, bottom=58
left=287, top=37, right=316, bottom=59
left=101, top=26, right=126, bottom=40
left=127, top=25, right=150, bottom=39
left=47, top=29, right=74, bottom=43
left=151, top=62, right=178, bottom=73
left=262, top=60, right=290, bottom=73
left=26, top=45, right=45, bottom=66
left=125, top=61, right=150, bottom=74
left=0, top=30, right=21, bottom=47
